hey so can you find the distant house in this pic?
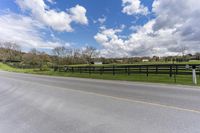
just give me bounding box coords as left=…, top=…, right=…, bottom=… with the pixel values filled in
left=94, top=62, right=103, bottom=65
left=190, top=55, right=200, bottom=60
left=142, top=59, right=149, bottom=62
left=116, top=59, right=123, bottom=63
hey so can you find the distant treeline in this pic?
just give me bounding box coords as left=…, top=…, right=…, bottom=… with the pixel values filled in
left=1, top=41, right=200, bottom=69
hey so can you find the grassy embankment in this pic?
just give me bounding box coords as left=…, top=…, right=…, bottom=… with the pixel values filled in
left=0, top=62, right=200, bottom=86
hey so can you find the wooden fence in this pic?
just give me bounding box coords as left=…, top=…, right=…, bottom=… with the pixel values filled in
left=55, top=64, right=200, bottom=77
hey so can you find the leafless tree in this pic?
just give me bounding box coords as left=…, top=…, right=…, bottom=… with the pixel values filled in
left=3, top=42, right=20, bottom=51
left=52, top=46, right=73, bottom=65
left=22, top=49, right=51, bottom=69
left=22, top=49, right=40, bottom=67
left=52, top=46, right=72, bottom=58
left=81, top=46, right=99, bottom=64
left=179, top=46, right=188, bottom=57
left=195, top=52, right=200, bottom=60
left=29, top=48, right=39, bottom=55
left=0, top=41, right=21, bottom=61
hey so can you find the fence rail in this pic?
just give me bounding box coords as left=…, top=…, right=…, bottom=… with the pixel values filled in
left=55, top=64, right=200, bottom=77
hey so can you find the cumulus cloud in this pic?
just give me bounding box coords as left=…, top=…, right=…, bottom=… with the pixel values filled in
left=95, top=0, right=200, bottom=57
left=152, top=0, right=200, bottom=42
left=122, top=0, right=149, bottom=16
left=16, top=0, right=88, bottom=32
left=94, top=26, right=130, bottom=57
left=0, top=12, right=68, bottom=50
left=69, top=5, right=88, bottom=25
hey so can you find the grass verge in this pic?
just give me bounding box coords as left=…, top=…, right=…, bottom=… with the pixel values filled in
left=0, top=62, right=199, bottom=86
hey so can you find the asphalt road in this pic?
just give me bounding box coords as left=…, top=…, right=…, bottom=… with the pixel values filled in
left=0, top=71, right=200, bottom=133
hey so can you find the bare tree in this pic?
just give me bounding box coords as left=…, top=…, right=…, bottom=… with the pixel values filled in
left=38, top=52, right=51, bottom=70
left=52, top=46, right=73, bottom=65
left=179, top=46, right=188, bottom=57
left=52, top=46, right=72, bottom=58
left=81, top=46, right=99, bottom=64
left=195, top=52, right=200, bottom=60
left=22, top=49, right=51, bottom=69
left=0, top=41, right=21, bottom=61
left=29, top=48, right=39, bottom=55
left=4, top=42, right=20, bottom=51
left=22, top=49, right=40, bottom=67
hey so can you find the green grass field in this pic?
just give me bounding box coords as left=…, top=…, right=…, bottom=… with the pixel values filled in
left=0, top=62, right=199, bottom=86
left=68, top=60, right=200, bottom=67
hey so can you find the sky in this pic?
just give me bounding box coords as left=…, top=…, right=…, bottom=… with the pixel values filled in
left=0, top=0, right=200, bottom=57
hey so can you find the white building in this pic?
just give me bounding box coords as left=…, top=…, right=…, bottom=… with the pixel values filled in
left=94, top=62, right=103, bottom=65
left=142, top=59, right=149, bottom=62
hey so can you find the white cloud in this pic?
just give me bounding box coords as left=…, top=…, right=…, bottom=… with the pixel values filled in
left=93, top=16, right=107, bottom=25
left=16, top=0, right=88, bottom=32
left=69, top=5, right=88, bottom=25
left=46, top=0, right=56, bottom=4
left=98, top=16, right=106, bottom=24
left=95, top=0, right=200, bottom=57
left=0, top=12, right=68, bottom=50
left=122, top=0, right=149, bottom=16
left=94, top=27, right=129, bottom=57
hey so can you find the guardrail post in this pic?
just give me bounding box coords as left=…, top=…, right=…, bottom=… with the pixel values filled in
left=146, top=66, right=149, bottom=77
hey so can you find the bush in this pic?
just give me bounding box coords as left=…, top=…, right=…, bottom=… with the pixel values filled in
left=40, top=65, right=50, bottom=71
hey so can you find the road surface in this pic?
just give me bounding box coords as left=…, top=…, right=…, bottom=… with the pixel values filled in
left=0, top=70, right=200, bottom=133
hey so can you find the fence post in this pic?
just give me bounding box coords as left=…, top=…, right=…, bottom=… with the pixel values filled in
left=128, top=66, right=130, bottom=76
left=113, top=65, right=115, bottom=75
left=59, top=66, right=61, bottom=72
left=156, top=65, right=158, bottom=74
left=199, top=65, right=200, bottom=78
left=72, top=67, right=74, bottom=73
left=93, top=66, right=95, bottom=74
left=80, top=67, right=82, bottom=73
left=174, top=65, right=177, bottom=83
left=146, top=66, right=149, bottom=77
left=101, top=66, right=104, bottom=75
left=176, top=65, right=178, bottom=74
left=64, top=66, right=67, bottom=72
left=89, top=66, right=91, bottom=75
left=125, top=66, right=127, bottom=74
left=170, top=65, right=172, bottom=77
